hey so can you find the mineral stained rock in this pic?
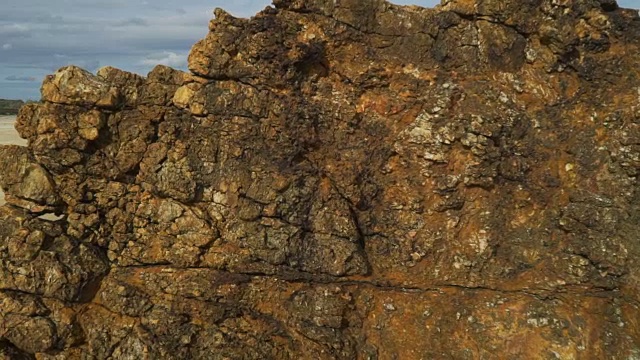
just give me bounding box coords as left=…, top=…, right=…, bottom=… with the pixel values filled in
left=1, top=0, right=640, bottom=358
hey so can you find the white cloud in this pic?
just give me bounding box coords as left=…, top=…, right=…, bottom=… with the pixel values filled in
left=5, top=75, right=37, bottom=82
left=116, top=17, right=149, bottom=27
left=1, top=44, right=12, bottom=50
left=0, top=23, right=30, bottom=34
left=140, top=51, right=188, bottom=68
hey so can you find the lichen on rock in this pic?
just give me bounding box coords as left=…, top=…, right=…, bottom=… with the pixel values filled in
left=1, top=0, right=640, bottom=358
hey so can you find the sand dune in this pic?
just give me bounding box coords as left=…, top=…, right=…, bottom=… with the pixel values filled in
left=0, top=115, right=26, bottom=205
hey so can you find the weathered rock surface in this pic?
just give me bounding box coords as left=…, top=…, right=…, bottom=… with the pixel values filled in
left=1, top=0, right=640, bottom=358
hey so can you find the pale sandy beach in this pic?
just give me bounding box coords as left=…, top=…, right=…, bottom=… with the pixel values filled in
left=0, top=115, right=26, bottom=205
left=0, top=115, right=25, bottom=145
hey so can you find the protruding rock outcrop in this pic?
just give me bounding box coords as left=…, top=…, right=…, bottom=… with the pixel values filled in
left=1, top=0, right=639, bottom=358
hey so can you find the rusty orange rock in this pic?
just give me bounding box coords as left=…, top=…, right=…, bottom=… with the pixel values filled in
left=1, top=0, right=639, bottom=358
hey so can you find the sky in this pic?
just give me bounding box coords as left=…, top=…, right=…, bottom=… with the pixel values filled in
left=0, top=0, right=638, bottom=100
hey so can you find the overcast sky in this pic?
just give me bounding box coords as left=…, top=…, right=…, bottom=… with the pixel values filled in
left=0, top=0, right=638, bottom=100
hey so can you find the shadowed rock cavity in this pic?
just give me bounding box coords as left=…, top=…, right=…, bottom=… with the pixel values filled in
left=1, top=0, right=640, bottom=358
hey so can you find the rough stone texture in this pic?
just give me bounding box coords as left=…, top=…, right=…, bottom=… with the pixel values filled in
left=1, top=0, right=640, bottom=358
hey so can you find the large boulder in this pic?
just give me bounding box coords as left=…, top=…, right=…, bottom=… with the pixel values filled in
left=1, top=0, right=639, bottom=358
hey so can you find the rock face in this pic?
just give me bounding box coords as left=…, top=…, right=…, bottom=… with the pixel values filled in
left=1, top=0, right=640, bottom=358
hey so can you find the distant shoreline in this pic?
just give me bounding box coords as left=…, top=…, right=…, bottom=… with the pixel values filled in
left=0, top=99, right=25, bottom=115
